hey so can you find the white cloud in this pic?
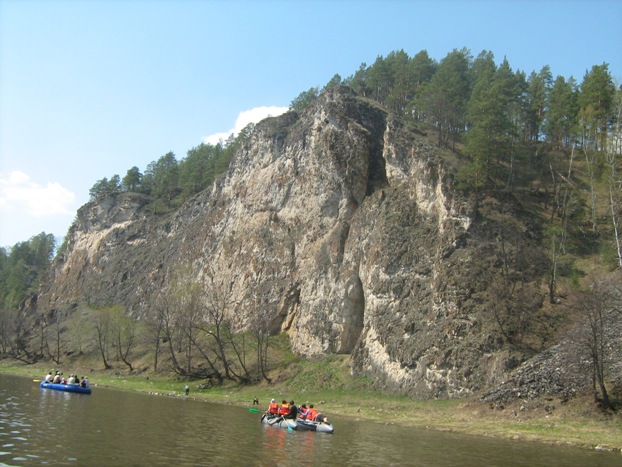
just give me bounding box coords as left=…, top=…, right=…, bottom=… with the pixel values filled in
left=202, top=106, right=289, bottom=145
left=0, top=171, right=77, bottom=246
left=0, top=170, right=75, bottom=217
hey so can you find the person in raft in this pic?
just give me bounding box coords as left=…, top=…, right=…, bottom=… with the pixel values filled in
left=277, top=400, right=290, bottom=417
left=285, top=400, right=298, bottom=419
left=267, top=399, right=279, bottom=415
left=306, top=404, right=328, bottom=423
left=298, top=404, right=309, bottom=419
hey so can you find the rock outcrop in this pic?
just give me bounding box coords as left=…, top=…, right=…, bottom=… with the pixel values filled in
left=35, top=87, right=550, bottom=398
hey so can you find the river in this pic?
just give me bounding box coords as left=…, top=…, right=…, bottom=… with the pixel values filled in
left=0, top=374, right=619, bottom=466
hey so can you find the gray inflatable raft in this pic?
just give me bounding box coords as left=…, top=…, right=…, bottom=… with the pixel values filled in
left=261, top=414, right=298, bottom=430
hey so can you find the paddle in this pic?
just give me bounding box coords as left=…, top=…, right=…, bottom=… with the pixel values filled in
left=248, top=407, right=261, bottom=413
left=33, top=379, right=41, bottom=383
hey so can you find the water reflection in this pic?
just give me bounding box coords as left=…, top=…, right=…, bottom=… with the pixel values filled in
left=256, top=425, right=334, bottom=467
left=0, top=374, right=620, bottom=466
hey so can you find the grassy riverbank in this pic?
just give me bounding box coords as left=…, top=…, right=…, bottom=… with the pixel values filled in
left=2, top=356, right=621, bottom=453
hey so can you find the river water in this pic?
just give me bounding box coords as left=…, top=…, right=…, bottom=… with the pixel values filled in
left=0, top=374, right=619, bottom=466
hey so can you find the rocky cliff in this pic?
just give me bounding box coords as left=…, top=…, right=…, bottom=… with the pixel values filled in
left=35, top=87, right=551, bottom=398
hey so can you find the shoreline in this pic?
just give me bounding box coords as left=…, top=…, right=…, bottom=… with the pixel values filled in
left=3, top=363, right=621, bottom=453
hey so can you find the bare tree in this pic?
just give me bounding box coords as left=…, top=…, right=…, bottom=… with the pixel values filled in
left=47, top=310, right=66, bottom=365
left=67, top=308, right=90, bottom=355
left=175, top=278, right=207, bottom=377
left=547, top=146, right=576, bottom=303
left=0, top=308, right=28, bottom=359
left=223, top=326, right=250, bottom=382
left=200, top=274, right=233, bottom=380
left=34, top=313, right=48, bottom=361
left=146, top=266, right=256, bottom=383
left=93, top=308, right=112, bottom=370
left=144, top=296, right=167, bottom=372
left=10, top=309, right=32, bottom=362
left=198, top=272, right=250, bottom=382
left=250, top=298, right=273, bottom=382
left=605, top=135, right=621, bottom=267
left=159, top=267, right=223, bottom=380
left=611, top=271, right=622, bottom=315
left=110, top=306, right=136, bottom=373
left=488, top=235, right=545, bottom=346
left=0, top=308, right=9, bottom=355
left=154, top=291, right=184, bottom=375
left=574, top=277, right=620, bottom=411
left=608, top=179, right=622, bottom=268
left=248, top=277, right=287, bottom=383
left=582, top=147, right=599, bottom=234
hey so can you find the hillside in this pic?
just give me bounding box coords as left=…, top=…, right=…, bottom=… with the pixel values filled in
left=12, top=85, right=615, bottom=404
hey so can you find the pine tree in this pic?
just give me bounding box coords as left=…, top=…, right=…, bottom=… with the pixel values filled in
left=418, top=48, right=470, bottom=149
left=579, top=64, right=615, bottom=150
left=525, top=66, right=552, bottom=142
left=544, top=76, right=578, bottom=149
left=463, top=55, right=520, bottom=188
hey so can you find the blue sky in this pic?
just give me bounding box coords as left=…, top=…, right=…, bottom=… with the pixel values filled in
left=1, top=0, right=621, bottom=248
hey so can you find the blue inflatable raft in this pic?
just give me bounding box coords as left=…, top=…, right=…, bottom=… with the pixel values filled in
left=40, top=381, right=92, bottom=394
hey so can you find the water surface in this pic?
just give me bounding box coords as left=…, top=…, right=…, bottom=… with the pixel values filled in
left=0, top=374, right=619, bottom=466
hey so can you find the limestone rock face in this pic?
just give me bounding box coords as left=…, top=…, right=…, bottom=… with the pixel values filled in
left=35, top=87, right=546, bottom=397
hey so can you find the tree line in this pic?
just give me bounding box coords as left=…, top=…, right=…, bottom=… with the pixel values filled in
left=1, top=262, right=275, bottom=384
left=0, top=233, right=55, bottom=310
left=88, top=124, right=254, bottom=211
left=300, top=49, right=618, bottom=155
left=293, top=49, right=621, bottom=278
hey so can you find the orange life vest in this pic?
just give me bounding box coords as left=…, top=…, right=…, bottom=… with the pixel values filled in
left=307, top=408, right=319, bottom=421
left=268, top=402, right=279, bottom=414
left=278, top=404, right=290, bottom=416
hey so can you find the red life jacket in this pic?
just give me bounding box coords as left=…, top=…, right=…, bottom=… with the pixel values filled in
left=298, top=408, right=309, bottom=419
left=268, top=402, right=279, bottom=414
left=278, top=404, right=290, bottom=416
